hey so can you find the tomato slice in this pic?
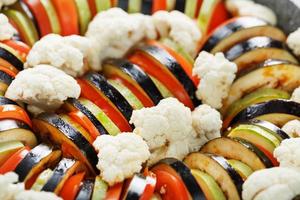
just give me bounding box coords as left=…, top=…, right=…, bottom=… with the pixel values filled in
left=68, top=111, right=100, bottom=141
left=147, top=40, right=199, bottom=86
left=77, top=79, right=131, bottom=132
left=105, top=182, right=123, bottom=200
left=0, top=146, right=30, bottom=174
left=110, top=75, right=154, bottom=107
left=256, top=144, right=279, bottom=167
left=194, top=0, right=203, bottom=18
left=87, top=0, right=97, bottom=16
left=22, top=0, right=52, bottom=36
left=0, top=65, right=17, bottom=77
left=151, top=169, right=190, bottom=200
left=207, top=1, right=229, bottom=34
left=1, top=40, right=30, bottom=62
left=128, top=52, right=194, bottom=109
left=0, top=105, right=32, bottom=128
left=59, top=172, right=86, bottom=200
left=51, top=0, right=79, bottom=36
left=110, top=0, right=117, bottom=7
left=152, top=0, right=167, bottom=13
left=140, top=172, right=157, bottom=200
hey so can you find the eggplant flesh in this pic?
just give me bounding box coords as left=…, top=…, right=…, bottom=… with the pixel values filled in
left=123, top=174, right=147, bottom=200
left=232, top=100, right=300, bottom=127
left=84, top=73, right=133, bottom=122
left=156, top=158, right=205, bottom=200
left=75, top=179, right=94, bottom=200
left=203, top=17, right=268, bottom=52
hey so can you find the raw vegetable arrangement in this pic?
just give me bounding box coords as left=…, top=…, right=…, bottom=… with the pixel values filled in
left=0, top=0, right=300, bottom=199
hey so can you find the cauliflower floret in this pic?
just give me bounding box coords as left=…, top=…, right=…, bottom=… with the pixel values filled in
left=273, top=138, right=300, bottom=168
left=193, top=51, right=237, bottom=109
left=226, top=0, right=277, bottom=25
left=282, top=120, right=300, bottom=138
left=0, top=14, right=17, bottom=41
left=242, top=167, right=300, bottom=200
left=192, top=104, right=222, bottom=142
left=0, top=172, right=24, bottom=200
left=93, top=133, right=150, bottom=186
left=25, top=34, right=92, bottom=77
left=0, top=0, right=17, bottom=10
left=130, top=97, right=205, bottom=165
left=15, top=191, right=62, bottom=200
left=5, top=64, right=80, bottom=115
left=152, top=10, right=201, bottom=57
left=291, top=86, right=300, bottom=103
left=287, top=28, right=300, bottom=57
left=86, top=8, right=157, bottom=70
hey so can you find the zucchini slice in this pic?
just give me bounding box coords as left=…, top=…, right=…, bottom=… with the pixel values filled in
left=103, top=59, right=163, bottom=105
left=32, top=113, right=98, bottom=174
left=0, top=119, right=37, bottom=148
left=200, top=137, right=272, bottom=170
left=227, top=159, right=253, bottom=180
left=184, top=153, right=243, bottom=200
left=224, top=36, right=298, bottom=72
left=75, top=179, right=94, bottom=200
left=152, top=158, right=205, bottom=200
left=232, top=100, right=300, bottom=127
left=223, top=63, right=300, bottom=111
left=92, top=176, right=108, bottom=200
left=0, top=140, right=24, bottom=166
left=31, top=169, right=53, bottom=191
left=14, top=143, right=61, bottom=184
left=42, top=158, right=84, bottom=194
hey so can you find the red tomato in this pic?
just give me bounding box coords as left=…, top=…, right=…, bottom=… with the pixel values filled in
left=147, top=40, right=199, bottom=86
left=151, top=169, right=190, bottom=200
left=22, top=0, right=52, bottom=36
left=152, top=0, right=167, bottom=13
left=0, top=65, right=17, bottom=77
left=140, top=172, right=157, bottom=200
left=0, top=105, right=32, bottom=128
left=128, top=52, right=194, bottom=109
left=68, top=111, right=100, bottom=141
left=77, top=79, right=132, bottom=132
left=0, top=146, right=30, bottom=174
left=207, top=1, right=229, bottom=34
left=105, top=182, right=123, bottom=200
left=256, top=144, right=279, bottom=167
left=87, top=0, right=97, bottom=16
left=59, top=172, right=86, bottom=200
left=194, top=0, right=203, bottom=18
left=51, top=0, right=79, bottom=35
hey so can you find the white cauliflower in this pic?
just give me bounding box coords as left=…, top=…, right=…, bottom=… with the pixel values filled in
left=291, top=86, right=300, bottom=103
left=282, top=120, right=300, bottom=138
left=152, top=10, right=202, bottom=57
left=130, top=97, right=204, bottom=165
left=0, top=14, right=17, bottom=41
left=287, top=28, right=300, bottom=57
left=193, top=51, right=237, bottom=109
left=274, top=138, right=300, bottom=168
left=5, top=64, right=80, bottom=115
left=242, top=167, right=300, bottom=200
left=15, top=191, right=62, bottom=200
left=85, top=8, right=157, bottom=70
left=192, top=104, right=222, bottom=143
left=93, top=133, right=150, bottom=186
left=226, top=0, right=277, bottom=25
left=0, top=0, right=17, bottom=10
left=25, top=34, right=92, bottom=77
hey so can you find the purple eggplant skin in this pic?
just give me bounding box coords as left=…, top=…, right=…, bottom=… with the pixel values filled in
left=234, top=138, right=274, bottom=168
left=210, top=155, right=244, bottom=197
left=75, top=179, right=94, bottom=200
left=104, top=59, right=163, bottom=105
left=202, top=17, right=268, bottom=52
left=0, top=96, right=17, bottom=106
left=84, top=73, right=133, bottom=123
left=0, top=70, right=13, bottom=85
left=231, top=100, right=300, bottom=126
left=67, top=98, right=109, bottom=135
left=155, top=158, right=206, bottom=200
left=0, top=46, right=23, bottom=71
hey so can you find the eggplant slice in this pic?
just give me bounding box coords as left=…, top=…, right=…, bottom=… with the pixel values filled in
left=224, top=36, right=298, bottom=73
left=0, top=96, right=18, bottom=106
left=0, top=119, right=37, bottom=148
left=103, top=59, right=163, bottom=105
left=200, top=137, right=272, bottom=170
left=32, top=113, right=98, bottom=174
left=223, top=62, right=300, bottom=112
left=202, top=16, right=286, bottom=53
left=232, top=100, right=300, bottom=127
left=184, top=153, right=243, bottom=200
left=75, top=179, right=94, bottom=200
left=0, top=46, right=23, bottom=71
left=14, top=143, right=61, bottom=183
left=122, top=174, right=148, bottom=200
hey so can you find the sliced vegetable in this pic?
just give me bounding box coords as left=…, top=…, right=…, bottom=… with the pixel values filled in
left=1, top=39, right=30, bottom=62
left=60, top=172, right=86, bottom=200
left=40, top=0, right=61, bottom=34
left=75, top=179, right=94, bottom=200
left=0, top=141, right=24, bottom=166
left=0, top=104, right=32, bottom=127
left=91, top=176, right=108, bottom=200
left=74, top=0, right=92, bottom=35
left=122, top=174, right=148, bottom=200
left=149, top=75, right=173, bottom=98
left=227, top=160, right=254, bottom=180
left=152, top=0, right=167, bottom=13
left=0, top=45, right=23, bottom=71
left=31, top=169, right=54, bottom=191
